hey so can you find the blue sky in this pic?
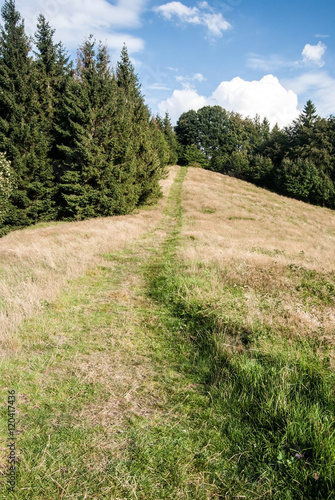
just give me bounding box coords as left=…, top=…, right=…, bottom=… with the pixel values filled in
left=13, top=0, right=335, bottom=127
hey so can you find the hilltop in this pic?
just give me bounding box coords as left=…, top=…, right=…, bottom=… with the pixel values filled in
left=1, top=166, right=335, bottom=499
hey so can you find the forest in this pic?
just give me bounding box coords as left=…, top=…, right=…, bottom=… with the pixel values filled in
left=0, top=0, right=334, bottom=238
left=0, top=0, right=178, bottom=236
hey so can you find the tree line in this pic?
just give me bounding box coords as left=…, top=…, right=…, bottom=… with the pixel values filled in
left=0, top=0, right=178, bottom=235
left=176, top=101, right=335, bottom=209
left=1, top=0, right=333, bottom=237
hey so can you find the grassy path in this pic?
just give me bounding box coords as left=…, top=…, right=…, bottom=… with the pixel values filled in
left=1, top=165, right=335, bottom=499
left=0, top=166, right=222, bottom=499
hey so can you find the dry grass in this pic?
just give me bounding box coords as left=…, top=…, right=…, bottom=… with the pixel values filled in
left=0, top=166, right=179, bottom=348
left=180, top=167, right=335, bottom=347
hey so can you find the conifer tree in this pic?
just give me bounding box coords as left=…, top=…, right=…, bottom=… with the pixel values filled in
left=55, top=36, right=122, bottom=219
left=34, top=15, right=71, bottom=133
left=115, top=45, right=162, bottom=206
left=162, top=112, right=178, bottom=164
left=0, top=152, right=15, bottom=228
left=150, top=116, right=170, bottom=168
left=0, top=1, right=55, bottom=227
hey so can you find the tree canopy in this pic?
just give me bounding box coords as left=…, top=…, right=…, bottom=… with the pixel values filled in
left=175, top=103, right=335, bottom=209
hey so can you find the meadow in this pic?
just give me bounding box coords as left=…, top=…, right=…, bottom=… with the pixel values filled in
left=0, top=166, right=334, bottom=499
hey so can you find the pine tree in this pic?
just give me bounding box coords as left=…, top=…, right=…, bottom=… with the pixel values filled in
left=0, top=0, right=55, bottom=227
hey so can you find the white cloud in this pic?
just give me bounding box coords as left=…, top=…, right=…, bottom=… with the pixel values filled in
left=285, top=71, right=335, bottom=118
left=211, top=75, right=299, bottom=127
left=247, top=53, right=298, bottom=71
left=158, top=88, right=207, bottom=120
left=154, top=1, right=231, bottom=37
left=155, top=1, right=200, bottom=23
left=302, top=41, right=327, bottom=67
left=17, top=0, right=148, bottom=53
left=159, top=75, right=299, bottom=127
left=148, top=83, right=172, bottom=91
left=202, top=12, right=230, bottom=37
left=193, top=73, right=206, bottom=82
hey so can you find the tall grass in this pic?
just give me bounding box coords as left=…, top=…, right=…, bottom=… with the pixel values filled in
left=149, top=264, right=335, bottom=498
left=147, top=167, right=335, bottom=498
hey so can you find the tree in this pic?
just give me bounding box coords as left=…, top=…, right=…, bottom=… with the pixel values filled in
left=34, top=14, right=72, bottom=134
left=162, top=112, right=178, bottom=164
left=275, top=157, right=321, bottom=202
left=181, top=144, right=209, bottom=169
left=115, top=45, right=162, bottom=206
left=197, top=105, right=231, bottom=159
left=175, top=109, right=199, bottom=148
left=150, top=116, right=170, bottom=168
left=176, top=106, right=234, bottom=167
left=55, top=36, right=120, bottom=219
left=0, top=0, right=56, bottom=227
left=299, top=100, right=319, bottom=128
left=0, top=152, right=15, bottom=227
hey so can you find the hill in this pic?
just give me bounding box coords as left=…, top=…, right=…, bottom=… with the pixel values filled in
left=1, top=166, right=334, bottom=498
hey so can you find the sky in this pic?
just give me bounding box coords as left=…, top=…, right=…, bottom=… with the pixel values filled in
left=11, top=0, right=335, bottom=128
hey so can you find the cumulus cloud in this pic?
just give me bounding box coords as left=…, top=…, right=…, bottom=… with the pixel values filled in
left=302, top=41, right=327, bottom=67
left=16, top=0, right=148, bottom=53
left=285, top=71, right=335, bottom=118
left=159, top=75, right=299, bottom=128
left=154, top=1, right=231, bottom=37
left=158, top=88, right=207, bottom=120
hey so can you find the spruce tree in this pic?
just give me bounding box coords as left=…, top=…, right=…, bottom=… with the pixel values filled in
left=150, top=116, right=170, bottom=168
left=55, top=36, right=122, bottom=219
left=115, top=45, right=162, bottom=206
left=34, top=15, right=71, bottom=134
left=0, top=1, right=55, bottom=228
left=162, top=112, right=178, bottom=165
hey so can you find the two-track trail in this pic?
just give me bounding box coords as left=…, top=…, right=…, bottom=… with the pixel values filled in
left=1, top=166, right=219, bottom=499
left=2, top=164, right=335, bottom=499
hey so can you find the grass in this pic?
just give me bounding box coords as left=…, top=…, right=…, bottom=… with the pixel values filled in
left=0, top=166, right=179, bottom=349
left=0, top=166, right=335, bottom=498
left=144, top=168, right=335, bottom=498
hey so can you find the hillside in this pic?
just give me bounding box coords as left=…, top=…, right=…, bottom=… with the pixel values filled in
left=1, top=166, right=335, bottom=499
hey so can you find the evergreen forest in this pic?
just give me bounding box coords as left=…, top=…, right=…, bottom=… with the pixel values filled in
left=0, top=0, right=177, bottom=236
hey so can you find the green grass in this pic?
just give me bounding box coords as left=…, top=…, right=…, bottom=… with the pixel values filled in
left=1, top=165, right=335, bottom=498
left=143, top=167, right=335, bottom=498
